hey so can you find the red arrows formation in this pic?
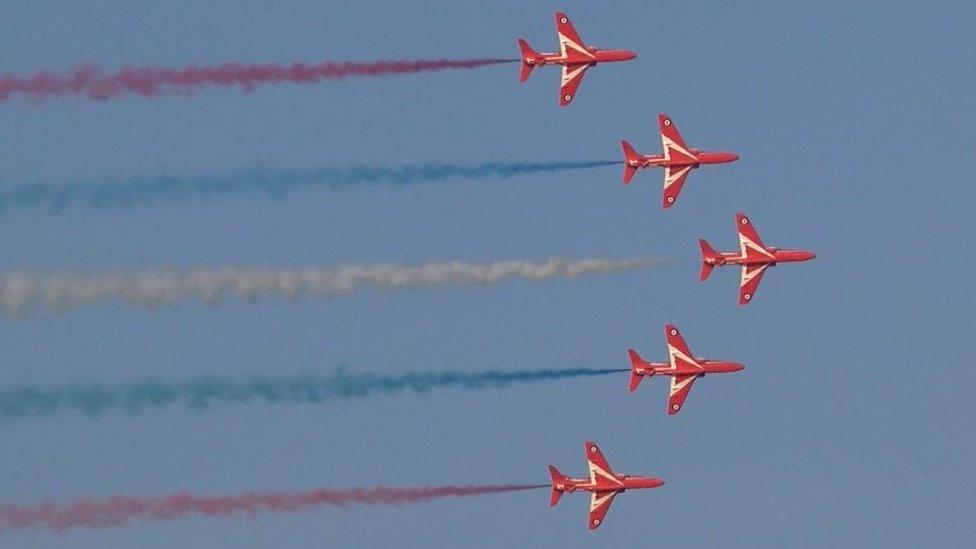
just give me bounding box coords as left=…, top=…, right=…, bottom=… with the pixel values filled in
left=520, top=12, right=815, bottom=529
left=2, top=10, right=820, bottom=537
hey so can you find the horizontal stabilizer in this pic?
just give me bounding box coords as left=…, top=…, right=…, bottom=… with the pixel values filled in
left=518, top=38, right=539, bottom=61
left=621, top=140, right=640, bottom=184
left=628, top=349, right=652, bottom=391
left=699, top=238, right=718, bottom=261
left=699, top=239, right=719, bottom=281
left=700, top=262, right=715, bottom=282
left=550, top=487, right=563, bottom=507
left=548, top=465, right=568, bottom=507
left=517, top=39, right=539, bottom=83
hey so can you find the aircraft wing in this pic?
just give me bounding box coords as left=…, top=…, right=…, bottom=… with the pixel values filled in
left=559, top=64, right=589, bottom=106
left=585, top=441, right=619, bottom=484
left=737, top=213, right=774, bottom=260
left=659, top=114, right=689, bottom=149
left=555, top=12, right=594, bottom=61
left=662, top=165, right=693, bottom=208
left=588, top=491, right=618, bottom=530
left=739, top=263, right=770, bottom=305
left=659, top=114, right=697, bottom=163
left=665, top=324, right=702, bottom=371
left=668, top=374, right=700, bottom=415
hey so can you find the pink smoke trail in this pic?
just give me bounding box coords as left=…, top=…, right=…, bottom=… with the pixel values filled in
left=0, top=483, right=545, bottom=533
left=0, top=58, right=516, bottom=103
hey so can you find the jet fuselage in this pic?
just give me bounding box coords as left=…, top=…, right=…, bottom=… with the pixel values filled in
left=552, top=474, right=665, bottom=495
left=632, top=359, right=745, bottom=378
left=705, top=248, right=816, bottom=267
left=524, top=48, right=637, bottom=67
left=627, top=150, right=740, bottom=169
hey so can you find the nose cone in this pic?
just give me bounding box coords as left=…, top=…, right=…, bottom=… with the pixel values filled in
left=701, top=152, right=739, bottom=164
left=631, top=476, right=665, bottom=489
left=780, top=250, right=815, bottom=262
left=713, top=361, right=744, bottom=373
left=607, top=50, right=637, bottom=62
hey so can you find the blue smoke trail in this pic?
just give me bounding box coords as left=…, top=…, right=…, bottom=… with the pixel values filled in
left=0, top=160, right=619, bottom=216
left=0, top=367, right=626, bottom=420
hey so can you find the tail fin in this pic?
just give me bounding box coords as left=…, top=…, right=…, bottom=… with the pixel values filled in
left=518, top=39, right=539, bottom=82
left=627, top=349, right=652, bottom=392
left=548, top=465, right=568, bottom=507
left=621, top=140, right=640, bottom=184
left=699, top=239, right=719, bottom=281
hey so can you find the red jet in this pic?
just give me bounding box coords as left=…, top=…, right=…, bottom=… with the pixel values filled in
left=549, top=441, right=664, bottom=530
left=518, top=12, right=636, bottom=106
left=629, top=324, right=744, bottom=415
left=621, top=114, right=739, bottom=208
left=700, top=212, right=816, bottom=305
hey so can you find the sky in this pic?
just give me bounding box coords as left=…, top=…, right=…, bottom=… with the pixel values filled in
left=1, top=0, right=975, bottom=547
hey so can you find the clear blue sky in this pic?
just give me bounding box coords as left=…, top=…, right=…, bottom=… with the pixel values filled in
left=1, top=0, right=975, bottom=547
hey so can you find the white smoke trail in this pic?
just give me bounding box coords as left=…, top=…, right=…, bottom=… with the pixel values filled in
left=0, top=257, right=663, bottom=316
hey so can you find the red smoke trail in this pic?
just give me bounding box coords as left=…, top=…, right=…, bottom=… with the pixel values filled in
left=0, top=58, right=516, bottom=103
left=0, top=484, right=545, bottom=533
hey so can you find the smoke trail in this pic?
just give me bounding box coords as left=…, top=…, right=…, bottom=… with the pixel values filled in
left=0, top=367, right=627, bottom=421
left=0, top=483, right=546, bottom=533
left=0, top=160, right=618, bottom=217
left=0, top=58, right=516, bottom=104
left=0, top=256, right=661, bottom=316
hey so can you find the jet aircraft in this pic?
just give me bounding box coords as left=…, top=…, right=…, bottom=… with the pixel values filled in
left=549, top=441, right=664, bottom=530
left=518, top=12, right=636, bottom=106
left=622, top=114, right=739, bottom=208
left=629, top=324, right=744, bottom=415
left=700, top=212, right=816, bottom=305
